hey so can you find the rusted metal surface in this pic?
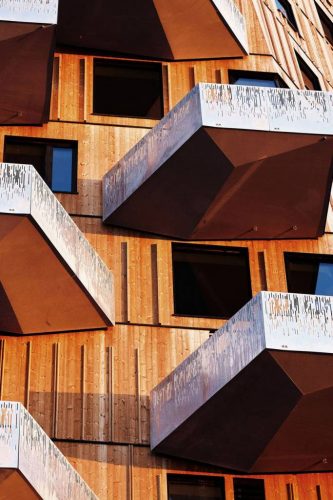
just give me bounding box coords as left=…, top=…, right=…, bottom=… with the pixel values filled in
left=211, top=0, right=248, bottom=53
left=151, top=291, right=333, bottom=452
left=0, top=401, right=97, bottom=499
left=103, top=84, right=333, bottom=240
left=103, top=84, right=333, bottom=220
left=103, top=86, right=202, bottom=218
left=0, top=0, right=58, bottom=24
left=0, top=163, right=115, bottom=326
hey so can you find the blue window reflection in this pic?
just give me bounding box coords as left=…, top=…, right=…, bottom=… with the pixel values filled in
left=51, top=147, right=73, bottom=192
left=315, top=263, right=333, bottom=296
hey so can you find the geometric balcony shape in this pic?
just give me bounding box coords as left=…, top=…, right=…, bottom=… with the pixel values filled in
left=0, top=22, right=55, bottom=125
left=0, top=163, right=114, bottom=334
left=0, top=401, right=97, bottom=499
left=151, top=291, right=333, bottom=473
left=56, top=0, right=248, bottom=60
left=103, top=84, right=333, bottom=240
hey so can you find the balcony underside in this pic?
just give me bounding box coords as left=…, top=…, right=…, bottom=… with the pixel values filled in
left=151, top=292, right=333, bottom=473
left=0, top=469, right=40, bottom=499
left=0, top=163, right=114, bottom=334
left=0, top=214, right=108, bottom=334
left=104, top=127, right=333, bottom=240
left=153, top=349, right=333, bottom=473
left=57, top=0, right=247, bottom=59
left=0, top=22, right=55, bottom=125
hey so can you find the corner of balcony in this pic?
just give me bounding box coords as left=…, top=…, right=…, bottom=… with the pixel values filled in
left=103, top=83, right=333, bottom=240
left=150, top=291, right=333, bottom=473
left=0, top=163, right=115, bottom=334
left=0, top=401, right=97, bottom=499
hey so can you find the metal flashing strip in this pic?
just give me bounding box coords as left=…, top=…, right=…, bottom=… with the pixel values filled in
left=0, top=401, right=97, bottom=499
left=150, top=291, right=333, bottom=450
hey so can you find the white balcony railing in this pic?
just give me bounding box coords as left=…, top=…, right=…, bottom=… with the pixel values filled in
left=0, top=163, right=115, bottom=329
left=0, top=0, right=58, bottom=24
left=0, top=401, right=97, bottom=499
left=103, top=83, right=333, bottom=222
left=151, top=291, right=333, bottom=451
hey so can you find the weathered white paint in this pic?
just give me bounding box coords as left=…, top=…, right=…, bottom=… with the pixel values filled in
left=0, top=402, right=97, bottom=499
left=211, top=0, right=248, bottom=54
left=103, top=83, right=333, bottom=222
left=151, top=291, right=333, bottom=450
left=0, top=0, right=58, bottom=24
left=0, top=163, right=115, bottom=325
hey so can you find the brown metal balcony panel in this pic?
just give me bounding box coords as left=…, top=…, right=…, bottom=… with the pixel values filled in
left=103, top=84, right=333, bottom=240
left=0, top=22, right=55, bottom=125
left=56, top=0, right=247, bottom=59
left=0, top=401, right=97, bottom=499
left=0, top=164, right=115, bottom=334
left=151, top=292, right=333, bottom=473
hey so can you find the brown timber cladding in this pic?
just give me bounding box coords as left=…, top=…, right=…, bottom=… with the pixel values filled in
left=1, top=0, right=333, bottom=498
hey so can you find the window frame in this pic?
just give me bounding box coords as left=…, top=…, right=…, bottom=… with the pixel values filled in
left=3, top=136, right=78, bottom=194
left=284, top=251, right=333, bottom=296
left=167, top=474, right=226, bottom=500
left=172, top=243, right=252, bottom=320
left=275, top=0, right=298, bottom=31
left=92, top=58, right=164, bottom=120
left=294, top=52, right=322, bottom=91
left=233, top=477, right=266, bottom=500
left=228, top=69, right=288, bottom=88
left=315, top=1, right=333, bottom=45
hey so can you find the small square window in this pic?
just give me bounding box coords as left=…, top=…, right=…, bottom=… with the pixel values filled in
left=93, top=59, right=163, bottom=119
left=295, top=53, right=321, bottom=90
left=285, top=252, right=333, bottom=296
left=168, top=474, right=225, bottom=500
left=172, top=244, right=252, bottom=319
left=233, top=478, right=266, bottom=500
left=4, top=136, right=78, bottom=193
left=275, top=0, right=298, bottom=30
left=229, top=70, right=287, bottom=88
left=315, top=1, right=333, bottom=45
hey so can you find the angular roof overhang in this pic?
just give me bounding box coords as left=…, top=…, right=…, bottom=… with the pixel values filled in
left=0, top=163, right=114, bottom=334
left=0, top=401, right=97, bottom=499
left=56, top=0, right=248, bottom=60
left=0, top=21, right=55, bottom=125
left=151, top=291, right=333, bottom=473
left=103, top=84, right=333, bottom=240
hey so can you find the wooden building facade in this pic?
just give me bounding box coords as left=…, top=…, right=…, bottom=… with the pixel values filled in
left=1, top=0, right=333, bottom=498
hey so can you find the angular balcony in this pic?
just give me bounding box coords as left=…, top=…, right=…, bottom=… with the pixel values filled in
left=56, top=0, right=248, bottom=60
left=103, top=84, right=333, bottom=240
left=0, top=401, right=96, bottom=499
left=151, top=291, right=333, bottom=473
left=0, top=163, right=114, bottom=334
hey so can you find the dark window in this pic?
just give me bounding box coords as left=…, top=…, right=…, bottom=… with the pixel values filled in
left=285, top=252, right=333, bottom=296
left=229, top=70, right=287, bottom=88
left=168, top=474, right=225, bottom=500
left=93, top=59, right=163, bottom=119
left=315, top=2, right=333, bottom=45
left=233, top=478, right=266, bottom=500
left=275, top=0, right=298, bottom=30
left=295, top=53, right=321, bottom=90
left=172, top=244, right=252, bottom=319
left=4, top=137, right=77, bottom=193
